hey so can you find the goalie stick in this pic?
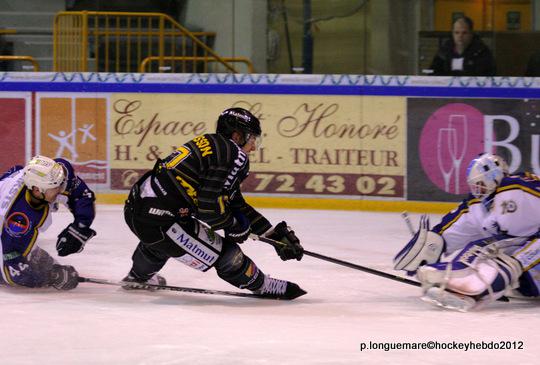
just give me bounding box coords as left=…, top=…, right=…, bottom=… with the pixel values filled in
left=401, top=211, right=415, bottom=235
left=78, top=276, right=293, bottom=300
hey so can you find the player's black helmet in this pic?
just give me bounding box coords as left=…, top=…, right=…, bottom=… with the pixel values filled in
left=216, top=108, right=261, bottom=146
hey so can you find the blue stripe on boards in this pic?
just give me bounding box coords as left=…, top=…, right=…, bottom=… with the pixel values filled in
left=1, top=81, right=540, bottom=98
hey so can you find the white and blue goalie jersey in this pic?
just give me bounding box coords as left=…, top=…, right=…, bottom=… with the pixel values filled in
left=432, top=172, right=540, bottom=297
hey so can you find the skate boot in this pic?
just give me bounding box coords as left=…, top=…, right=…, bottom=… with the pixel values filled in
left=255, top=275, right=306, bottom=300
left=121, top=272, right=167, bottom=291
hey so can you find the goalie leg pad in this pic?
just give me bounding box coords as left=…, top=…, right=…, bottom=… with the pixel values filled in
left=417, top=242, right=522, bottom=308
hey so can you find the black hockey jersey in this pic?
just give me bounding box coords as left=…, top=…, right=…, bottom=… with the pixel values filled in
left=151, top=133, right=271, bottom=234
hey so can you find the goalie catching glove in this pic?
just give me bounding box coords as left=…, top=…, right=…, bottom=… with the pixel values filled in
left=56, top=222, right=96, bottom=257
left=393, top=214, right=444, bottom=274
left=265, top=221, right=304, bottom=261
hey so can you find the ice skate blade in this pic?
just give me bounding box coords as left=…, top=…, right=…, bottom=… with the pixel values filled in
left=420, top=287, right=476, bottom=312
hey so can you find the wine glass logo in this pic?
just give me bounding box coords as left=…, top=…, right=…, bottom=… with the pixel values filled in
left=437, top=128, right=456, bottom=192
left=448, top=115, right=468, bottom=193
left=437, top=114, right=468, bottom=193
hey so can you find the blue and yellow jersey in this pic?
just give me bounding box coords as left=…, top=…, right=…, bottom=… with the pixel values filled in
left=0, top=185, right=50, bottom=287
left=0, top=158, right=96, bottom=288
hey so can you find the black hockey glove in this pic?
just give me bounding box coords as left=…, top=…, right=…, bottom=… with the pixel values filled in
left=225, top=212, right=251, bottom=243
left=48, top=264, right=79, bottom=290
left=265, top=221, right=303, bottom=261
left=56, top=222, right=96, bottom=257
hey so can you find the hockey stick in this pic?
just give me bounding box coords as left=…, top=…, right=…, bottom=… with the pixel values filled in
left=78, top=276, right=289, bottom=300
left=253, top=235, right=513, bottom=305
left=401, top=211, right=415, bottom=235
left=252, top=235, right=422, bottom=288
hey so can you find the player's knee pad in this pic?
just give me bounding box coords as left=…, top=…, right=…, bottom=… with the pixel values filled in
left=215, top=242, right=264, bottom=291
left=27, top=247, right=55, bottom=274
left=214, top=241, right=245, bottom=275
left=417, top=242, right=522, bottom=303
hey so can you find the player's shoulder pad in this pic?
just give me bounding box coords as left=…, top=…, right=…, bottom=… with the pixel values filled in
left=54, top=158, right=75, bottom=177
left=464, top=193, right=482, bottom=207
left=497, top=172, right=540, bottom=196
left=0, top=165, right=24, bottom=180
left=54, top=158, right=80, bottom=192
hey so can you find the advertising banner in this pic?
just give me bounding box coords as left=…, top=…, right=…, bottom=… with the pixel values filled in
left=0, top=93, right=31, bottom=172
left=36, top=93, right=109, bottom=186
left=408, top=98, right=540, bottom=202
left=109, top=93, right=406, bottom=197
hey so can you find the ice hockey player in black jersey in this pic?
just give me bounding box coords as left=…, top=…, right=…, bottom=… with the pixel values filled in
left=0, top=155, right=96, bottom=290
left=122, top=107, right=306, bottom=299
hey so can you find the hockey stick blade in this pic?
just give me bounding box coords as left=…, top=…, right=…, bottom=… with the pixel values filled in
left=78, top=276, right=300, bottom=300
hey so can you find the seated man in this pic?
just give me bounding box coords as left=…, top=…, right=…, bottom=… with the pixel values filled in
left=430, top=16, right=496, bottom=76
left=394, top=153, right=540, bottom=310
left=0, top=155, right=96, bottom=290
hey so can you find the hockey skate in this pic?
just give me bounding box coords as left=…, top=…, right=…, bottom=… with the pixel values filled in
left=121, top=273, right=167, bottom=291
left=420, top=286, right=477, bottom=312
left=254, top=275, right=306, bottom=300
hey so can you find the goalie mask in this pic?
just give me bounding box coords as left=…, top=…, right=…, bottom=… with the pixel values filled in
left=23, top=155, right=66, bottom=193
left=216, top=107, right=262, bottom=148
left=466, top=153, right=507, bottom=200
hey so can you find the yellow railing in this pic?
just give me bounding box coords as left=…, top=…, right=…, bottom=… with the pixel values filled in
left=0, top=29, right=17, bottom=35
left=54, top=11, right=241, bottom=73
left=0, top=56, right=40, bottom=71
left=139, top=56, right=255, bottom=73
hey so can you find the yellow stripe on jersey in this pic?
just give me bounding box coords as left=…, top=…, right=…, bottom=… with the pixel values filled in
left=2, top=264, right=16, bottom=285
left=513, top=238, right=540, bottom=271
left=22, top=204, right=49, bottom=257
left=175, top=175, right=198, bottom=204
left=439, top=198, right=480, bottom=233
left=217, top=196, right=227, bottom=214
left=496, top=183, right=540, bottom=198
left=439, top=208, right=469, bottom=233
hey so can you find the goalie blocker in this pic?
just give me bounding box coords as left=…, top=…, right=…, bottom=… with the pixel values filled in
left=393, top=215, right=444, bottom=274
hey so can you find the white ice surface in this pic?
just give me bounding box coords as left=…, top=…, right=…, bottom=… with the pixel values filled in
left=1, top=205, right=539, bottom=365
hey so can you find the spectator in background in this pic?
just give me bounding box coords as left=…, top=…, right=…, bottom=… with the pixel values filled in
left=430, top=16, right=496, bottom=76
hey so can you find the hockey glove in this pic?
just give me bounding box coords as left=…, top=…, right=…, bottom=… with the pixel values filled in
left=225, top=212, right=251, bottom=243
left=393, top=215, right=444, bottom=274
left=56, top=222, right=96, bottom=257
left=265, top=221, right=304, bottom=261
left=48, top=264, right=79, bottom=290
